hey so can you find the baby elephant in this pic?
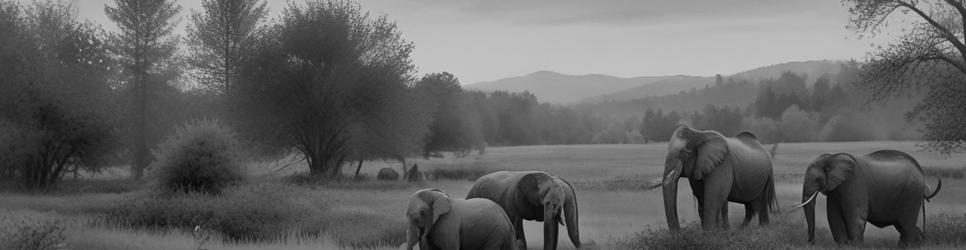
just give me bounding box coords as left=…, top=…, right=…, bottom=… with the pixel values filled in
left=404, top=188, right=517, bottom=250
left=796, top=150, right=941, bottom=247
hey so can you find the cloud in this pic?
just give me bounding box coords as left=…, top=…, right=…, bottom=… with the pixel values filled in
left=395, top=0, right=839, bottom=27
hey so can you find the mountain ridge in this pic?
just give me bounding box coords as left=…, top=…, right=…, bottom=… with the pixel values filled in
left=466, top=60, right=848, bottom=105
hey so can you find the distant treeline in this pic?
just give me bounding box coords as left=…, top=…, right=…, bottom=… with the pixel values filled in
left=583, top=62, right=922, bottom=143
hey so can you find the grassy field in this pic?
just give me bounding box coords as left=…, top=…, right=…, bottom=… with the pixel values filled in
left=2, top=141, right=965, bottom=249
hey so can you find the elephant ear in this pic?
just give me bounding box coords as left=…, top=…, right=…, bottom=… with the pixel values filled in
left=556, top=178, right=581, bottom=247
left=690, top=130, right=729, bottom=180
left=824, top=153, right=856, bottom=191
left=429, top=192, right=451, bottom=226
left=519, top=172, right=553, bottom=205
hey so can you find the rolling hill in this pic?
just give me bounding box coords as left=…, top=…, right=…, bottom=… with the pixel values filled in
left=465, top=71, right=694, bottom=104
left=466, top=60, right=847, bottom=105
left=585, top=60, right=847, bottom=103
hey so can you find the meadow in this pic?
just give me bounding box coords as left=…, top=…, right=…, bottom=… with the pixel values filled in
left=2, top=141, right=965, bottom=249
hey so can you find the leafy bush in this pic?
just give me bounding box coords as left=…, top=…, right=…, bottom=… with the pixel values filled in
left=0, top=210, right=67, bottom=250
left=152, top=120, right=244, bottom=194
left=104, top=183, right=319, bottom=243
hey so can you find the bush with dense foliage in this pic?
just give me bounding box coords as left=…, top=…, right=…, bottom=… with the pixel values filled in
left=152, top=120, right=244, bottom=194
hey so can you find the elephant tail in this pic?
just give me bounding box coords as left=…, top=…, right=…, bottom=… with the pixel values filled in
left=763, top=175, right=779, bottom=213
left=924, top=177, right=942, bottom=201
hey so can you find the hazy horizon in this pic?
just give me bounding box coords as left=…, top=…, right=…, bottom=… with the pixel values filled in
left=22, top=0, right=898, bottom=84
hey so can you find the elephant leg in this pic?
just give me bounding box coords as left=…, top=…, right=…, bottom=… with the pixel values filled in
left=896, top=213, right=923, bottom=247
left=843, top=209, right=867, bottom=245
left=742, top=203, right=755, bottom=228
left=689, top=178, right=706, bottom=223
left=720, top=204, right=729, bottom=229
left=757, top=198, right=770, bottom=226
left=701, top=171, right=733, bottom=230
left=512, top=217, right=527, bottom=249
left=826, top=198, right=848, bottom=245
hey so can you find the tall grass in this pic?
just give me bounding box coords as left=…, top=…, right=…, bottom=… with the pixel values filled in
left=100, top=181, right=408, bottom=247
left=0, top=210, right=68, bottom=250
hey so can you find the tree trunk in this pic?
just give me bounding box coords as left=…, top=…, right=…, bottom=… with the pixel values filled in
left=132, top=62, right=148, bottom=180
left=353, top=158, right=363, bottom=180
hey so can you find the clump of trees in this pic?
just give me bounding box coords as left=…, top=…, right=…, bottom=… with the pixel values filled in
left=635, top=64, right=922, bottom=143
left=0, top=1, right=117, bottom=189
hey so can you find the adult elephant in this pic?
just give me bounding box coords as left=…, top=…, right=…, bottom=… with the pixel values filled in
left=654, top=125, right=778, bottom=230
left=466, top=171, right=580, bottom=250
left=404, top=188, right=517, bottom=250
left=377, top=167, right=399, bottom=180
left=796, top=150, right=941, bottom=247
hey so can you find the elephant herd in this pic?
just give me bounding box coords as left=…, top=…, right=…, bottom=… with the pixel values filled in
left=401, top=125, right=943, bottom=250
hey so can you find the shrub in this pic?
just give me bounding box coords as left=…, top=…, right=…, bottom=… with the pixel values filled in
left=104, top=183, right=319, bottom=243
left=152, top=120, right=244, bottom=194
left=0, top=210, right=67, bottom=250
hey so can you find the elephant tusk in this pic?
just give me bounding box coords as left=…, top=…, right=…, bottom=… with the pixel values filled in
left=792, top=192, right=819, bottom=209
left=661, top=169, right=678, bottom=186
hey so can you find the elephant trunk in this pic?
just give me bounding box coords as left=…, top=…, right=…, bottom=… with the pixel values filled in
left=544, top=212, right=558, bottom=250
left=564, top=189, right=580, bottom=247
left=405, top=225, right=418, bottom=250
left=802, top=190, right=818, bottom=245
left=662, top=154, right=683, bottom=231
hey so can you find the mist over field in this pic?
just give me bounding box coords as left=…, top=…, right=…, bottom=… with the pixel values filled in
left=2, top=0, right=966, bottom=249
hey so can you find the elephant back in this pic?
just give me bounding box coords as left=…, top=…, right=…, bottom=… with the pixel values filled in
left=467, top=171, right=540, bottom=220
left=866, top=150, right=924, bottom=173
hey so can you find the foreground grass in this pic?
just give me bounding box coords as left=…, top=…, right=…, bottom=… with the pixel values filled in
left=66, top=228, right=400, bottom=250
left=611, top=212, right=966, bottom=249
left=3, top=142, right=966, bottom=249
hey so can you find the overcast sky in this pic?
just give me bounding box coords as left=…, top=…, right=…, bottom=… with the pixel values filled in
left=40, top=0, right=898, bottom=84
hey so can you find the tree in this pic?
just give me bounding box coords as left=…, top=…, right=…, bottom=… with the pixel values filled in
left=186, top=0, right=268, bottom=94
left=0, top=1, right=116, bottom=188
left=844, top=0, right=966, bottom=153
left=778, top=105, right=820, bottom=142
left=415, top=72, right=483, bottom=158
left=105, top=0, right=181, bottom=179
left=236, top=0, right=418, bottom=178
